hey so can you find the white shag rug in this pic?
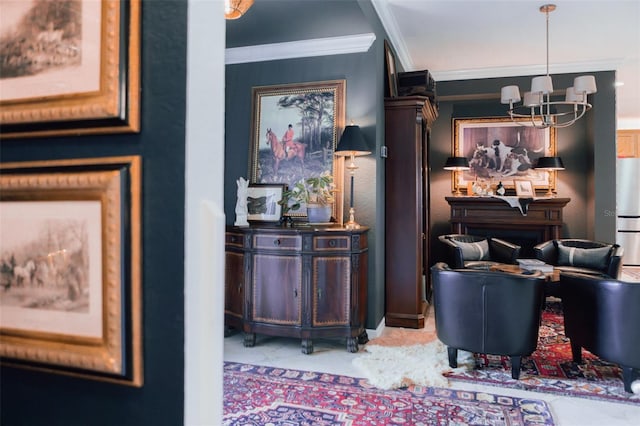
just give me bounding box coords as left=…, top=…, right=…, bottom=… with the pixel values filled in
left=352, top=339, right=474, bottom=390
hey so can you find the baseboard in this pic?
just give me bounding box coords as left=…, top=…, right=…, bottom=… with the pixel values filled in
left=365, top=317, right=386, bottom=340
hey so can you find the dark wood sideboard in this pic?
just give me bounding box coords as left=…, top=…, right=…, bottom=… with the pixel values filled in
left=445, top=196, right=571, bottom=257
left=224, top=225, right=368, bottom=354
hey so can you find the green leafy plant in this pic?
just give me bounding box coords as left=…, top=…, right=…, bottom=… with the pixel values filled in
left=279, top=171, right=335, bottom=214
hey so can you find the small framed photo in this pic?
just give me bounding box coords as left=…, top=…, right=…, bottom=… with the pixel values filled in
left=515, top=180, right=535, bottom=197
left=247, top=184, right=286, bottom=223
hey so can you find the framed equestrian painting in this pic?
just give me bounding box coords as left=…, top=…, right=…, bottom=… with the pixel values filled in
left=246, top=183, right=286, bottom=223
left=0, top=0, right=140, bottom=139
left=452, top=117, right=557, bottom=194
left=249, top=80, right=345, bottom=222
left=0, top=156, right=143, bottom=387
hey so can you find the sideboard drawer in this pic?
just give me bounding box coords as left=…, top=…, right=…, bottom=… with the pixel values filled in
left=226, top=232, right=244, bottom=248
left=253, top=234, right=302, bottom=251
left=313, top=235, right=350, bottom=251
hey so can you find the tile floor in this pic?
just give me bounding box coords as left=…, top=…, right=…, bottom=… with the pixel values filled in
left=224, top=267, right=640, bottom=425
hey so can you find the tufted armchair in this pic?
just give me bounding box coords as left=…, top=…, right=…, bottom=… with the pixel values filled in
left=534, top=239, right=624, bottom=279
left=559, top=272, right=640, bottom=393
left=430, top=262, right=546, bottom=379
left=438, top=234, right=521, bottom=269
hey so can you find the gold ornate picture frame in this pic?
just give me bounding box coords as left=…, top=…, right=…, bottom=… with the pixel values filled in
left=0, top=156, right=142, bottom=386
left=453, top=117, right=557, bottom=194
left=249, top=80, right=345, bottom=221
left=0, top=0, right=141, bottom=138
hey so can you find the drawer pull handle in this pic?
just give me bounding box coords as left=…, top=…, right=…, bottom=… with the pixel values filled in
left=318, top=288, right=323, bottom=300
left=329, top=240, right=336, bottom=247
left=294, top=289, right=298, bottom=298
left=273, top=239, right=281, bottom=246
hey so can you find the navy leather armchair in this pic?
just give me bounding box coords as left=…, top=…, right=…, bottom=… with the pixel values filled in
left=431, top=262, right=546, bottom=379
left=438, top=234, right=521, bottom=269
left=560, top=272, right=640, bottom=393
left=534, top=239, right=624, bottom=279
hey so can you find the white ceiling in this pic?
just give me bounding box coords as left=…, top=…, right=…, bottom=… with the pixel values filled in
left=372, top=0, right=640, bottom=128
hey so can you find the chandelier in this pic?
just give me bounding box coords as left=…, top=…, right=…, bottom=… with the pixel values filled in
left=500, top=4, right=597, bottom=129
left=225, top=0, right=254, bottom=20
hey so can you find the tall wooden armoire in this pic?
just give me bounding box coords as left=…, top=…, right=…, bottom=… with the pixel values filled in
left=384, top=96, right=438, bottom=328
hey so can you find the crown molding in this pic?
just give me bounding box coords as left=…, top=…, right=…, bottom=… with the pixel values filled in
left=225, top=33, right=376, bottom=65
left=427, top=60, right=623, bottom=82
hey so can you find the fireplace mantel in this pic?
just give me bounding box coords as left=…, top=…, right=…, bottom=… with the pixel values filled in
left=445, top=196, right=571, bottom=257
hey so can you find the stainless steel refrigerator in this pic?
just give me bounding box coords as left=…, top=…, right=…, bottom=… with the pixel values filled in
left=617, top=158, right=640, bottom=266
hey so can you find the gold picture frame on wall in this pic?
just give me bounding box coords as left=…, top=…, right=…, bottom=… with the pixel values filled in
left=452, top=117, right=557, bottom=194
left=249, top=80, right=345, bottom=222
left=0, top=156, right=143, bottom=387
left=0, top=0, right=141, bottom=139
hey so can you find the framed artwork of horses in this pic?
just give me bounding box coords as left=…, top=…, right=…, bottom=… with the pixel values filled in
left=0, top=0, right=140, bottom=139
left=249, top=80, right=345, bottom=222
left=452, top=117, right=557, bottom=194
left=0, top=156, right=143, bottom=387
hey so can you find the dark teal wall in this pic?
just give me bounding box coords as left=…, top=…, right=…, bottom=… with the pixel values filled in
left=429, top=71, right=617, bottom=267
left=224, top=50, right=384, bottom=328
left=224, top=1, right=390, bottom=331
left=0, top=2, right=188, bottom=425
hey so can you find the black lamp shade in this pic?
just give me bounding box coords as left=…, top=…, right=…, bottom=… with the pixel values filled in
left=335, top=125, right=371, bottom=156
left=443, top=156, right=470, bottom=170
left=535, top=156, right=565, bottom=170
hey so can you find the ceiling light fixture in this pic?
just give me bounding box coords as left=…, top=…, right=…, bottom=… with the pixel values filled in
left=500, top=4, right=597, bottom=129
left=225, top=0, right=254, bottom=20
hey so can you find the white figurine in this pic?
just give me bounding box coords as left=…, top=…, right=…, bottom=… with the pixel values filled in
left=234, top=177, right=249, bottom=227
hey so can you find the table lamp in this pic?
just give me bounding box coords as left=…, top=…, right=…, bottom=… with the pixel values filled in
left=335, top=124, right=371, bottom=229
left=444, top=156, right=470, bottom=196
left=534, top=156, right=565, bottom=196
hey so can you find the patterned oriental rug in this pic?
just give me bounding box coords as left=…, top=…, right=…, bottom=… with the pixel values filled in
left=354, top=301, right=640, bottom=406
left=223, top=362, right=555, bottom=425
left=446, top=301, right=639, bottom=405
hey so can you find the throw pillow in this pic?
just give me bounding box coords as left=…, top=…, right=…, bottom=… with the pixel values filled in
left=450, top=239, right=490, bottom=261
left=556, top=242, right=612, bottom=271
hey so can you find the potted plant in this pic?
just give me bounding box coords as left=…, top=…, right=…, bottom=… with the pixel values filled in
left=279, top=171, right=335, bottom=223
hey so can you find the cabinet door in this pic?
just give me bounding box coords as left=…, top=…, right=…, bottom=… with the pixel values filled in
left=251, top=254, right=302, bottom=325
left=224, top=250, right=244, bottom=320
left=618, top=130, right=640, bottom=158
left=312, top=256, right=351, bottom=326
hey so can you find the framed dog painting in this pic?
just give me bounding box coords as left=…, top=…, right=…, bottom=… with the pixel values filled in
left=452, top=117, right=556, bottom=194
